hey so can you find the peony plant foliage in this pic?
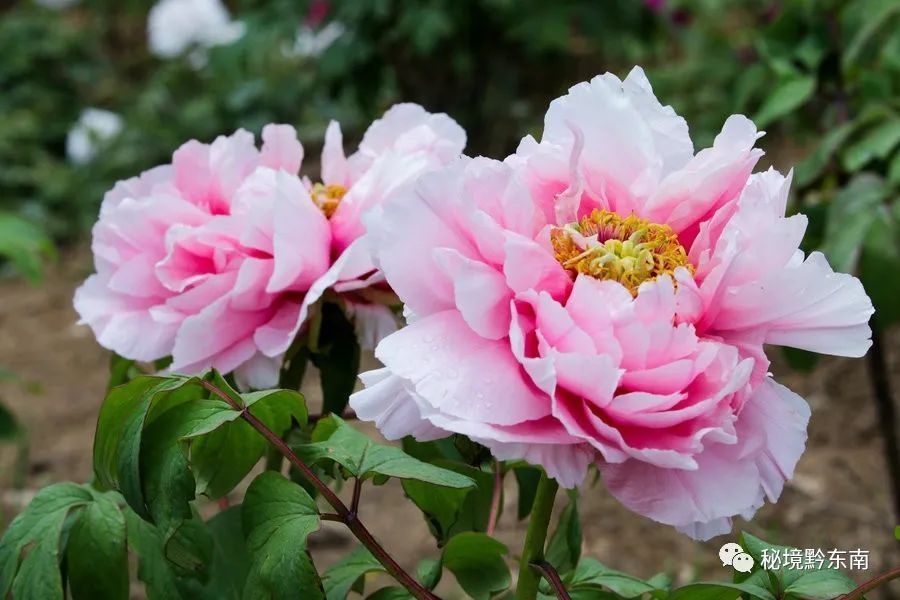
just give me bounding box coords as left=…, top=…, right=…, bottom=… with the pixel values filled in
left=1, top=68, right=889, bottom=600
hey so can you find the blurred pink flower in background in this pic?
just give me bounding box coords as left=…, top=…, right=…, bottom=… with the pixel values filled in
left=305, top=0, right=331, bottom=28
left=74, top=104, right=464, bottom=388
left=351, top=67, right=874, bottom=539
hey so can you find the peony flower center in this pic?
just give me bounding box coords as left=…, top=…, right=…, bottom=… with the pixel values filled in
left=551, top=209, right=693, bottom=295
left=310, top=183, right=347, bottom=218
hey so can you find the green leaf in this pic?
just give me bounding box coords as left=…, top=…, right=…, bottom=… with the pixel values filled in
left=311, top=302, right=361, bottom=415
left=190, top=418, right=268, bottom=500
left=108, top=353, right=138, bottom=391
left=545, top=494, right=581, bottom=575
left=514, top=465, right=542, bottom=520
left=842, top=0, right=900, bottom=70
left=11, top=537, right=66, bottom=600
left=175, top=506, right=250, bottom=600
left=821, top=174, right=886, bottom=273
left=366, top=587, right=413, bottom=600
left=888, top=149, right=900, bottom=185
left=416, top=558, right=442, bottom=591
left=442, top=532, right=510, bottom=600
left=646, top=572, right=672, bottom=591
left=206, top=506, right=251, bottom=596
left=97, top=384, right=238, bottom=578
left=139, top=398, right=238, bottom=529
left=191, top=389, right=307, bottom=499
left=794, top=119, right=860, bottom=187
left=783, top=570, right=856, bottom=598
left=323, top=546, right=385, bottom=600
left=738, top=532, right=850, bottom=593
left=242, top=472, right=324, bottom=599
left=92, top=374, right=202, bottom=515
left=0, top=482, right=92, bottom=597
left=753, top=75, right=816, bottom=128
left=0, top=211, right=54, bottom=283
left=401, top=461, right=492, bottom=544
left=402, top=437, right=466, bottom=463
left=124, top=508, right=182, bottom=599
left=841, top=119, right=900, bottom=172
left=668, top=582, right=775, bottom=600
left=295, top=416, right=474, bottom=488
left=66, top=493, right=129, bottom=600
left=0, top=398, right=20, bottom=440
left=859, top=206, right=900, bottom=328
left=565, top=557, right=666, bottom=599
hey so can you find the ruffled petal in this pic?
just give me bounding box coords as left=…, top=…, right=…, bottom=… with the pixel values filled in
left=599, top=378, right=809, bottom=540
left=375, top=310, right=551, bottom=426
left=644, top=115, right=762, bottom=238
left=351, top=368, right=449, bottom=441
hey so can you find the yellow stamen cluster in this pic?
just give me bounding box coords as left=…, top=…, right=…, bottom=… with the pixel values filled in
left=551, top=209, right=693, bottom=295
left=310, top=183, right=347, bottom=218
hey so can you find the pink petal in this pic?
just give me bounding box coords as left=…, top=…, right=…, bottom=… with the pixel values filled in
left=541, top=73, right=668, bottom=215
left=330, top=150, right=433, bottom=253
left=644, top=115, right=763, bottom=237
left=434, top=247, right=511, bottom=340
left=265, top=170, right=332, bottom=293
left=321, top=120, right=349, bottom=187
left=74, top=274, right=176, bottom=361
left=365, top=167, right=479, bottom=317
left=260, top=124, right=304, bottom=173
left=254, top=300, right=305, bottom=357
left=713, top=251, right=873, bottom=356
left=599, top=377, right=809, bottom=540
left=351, top=368, right=448, bottom=441
left=234, top=352, right=282, bottom=390
left=375, top=310, right=551, bottom=426
left=502, top=234, right=570, bottom=300
left=349, top=103, right=466, bottom=175
left=171, top=294, right=272, bottom=371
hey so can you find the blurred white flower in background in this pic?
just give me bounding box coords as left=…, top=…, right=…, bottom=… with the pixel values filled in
left=283, top=0, right=345, bottom=59
left=66, top=109, right=123, bottom=165
left=147, top=0, right=245, bottom=59
left=287, top=21, right=346, bottom=59
left=33, top=0, right=79, bottom=9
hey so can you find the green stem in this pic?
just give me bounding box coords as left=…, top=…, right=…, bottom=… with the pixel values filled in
left=516, top=472, right=559, bottom=600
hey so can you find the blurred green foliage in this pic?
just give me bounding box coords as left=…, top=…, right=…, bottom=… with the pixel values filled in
left=2, top=0, right=899, bottom=334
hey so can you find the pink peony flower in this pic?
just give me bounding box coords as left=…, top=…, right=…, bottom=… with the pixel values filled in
left=350, top=68, right=874, bottom=539
left=74, top=105, right=464, bottom=388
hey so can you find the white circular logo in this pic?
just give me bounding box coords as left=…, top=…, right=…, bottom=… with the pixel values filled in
left=732, top=552, right=755, bottom=573
left=718, top=542, right=744, bottom=567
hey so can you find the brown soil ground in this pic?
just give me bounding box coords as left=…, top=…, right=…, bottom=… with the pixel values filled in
left=1, top=247, right=898, bottom=599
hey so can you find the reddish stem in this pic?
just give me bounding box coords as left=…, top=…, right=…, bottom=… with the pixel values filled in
left=351, top=478, right=363, bottom=515
left=838, top=565, right=900, bottom=600
left=200, top=381, right=436, bottom=600
left=487, top=459, right=502, bottom=536
left=531, top=561, right=571, bottom=600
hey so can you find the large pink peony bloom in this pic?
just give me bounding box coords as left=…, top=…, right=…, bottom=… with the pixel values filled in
left=350, top=68, right=874, bottom=539
left=75, top=105, right=464, bottom=388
